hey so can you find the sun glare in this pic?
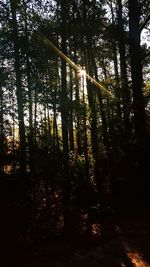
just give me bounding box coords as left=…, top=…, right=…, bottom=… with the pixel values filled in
left=79, top=69, right=86, bottom=76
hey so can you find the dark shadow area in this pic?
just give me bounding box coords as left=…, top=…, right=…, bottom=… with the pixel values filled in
left=0, top=174, right=150, bottom=267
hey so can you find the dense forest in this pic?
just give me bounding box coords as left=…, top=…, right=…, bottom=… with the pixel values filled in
left=0, top=0, right=150, bottom=266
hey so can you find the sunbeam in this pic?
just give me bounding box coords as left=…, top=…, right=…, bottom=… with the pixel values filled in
left=39, top=32, right=115, bottom=100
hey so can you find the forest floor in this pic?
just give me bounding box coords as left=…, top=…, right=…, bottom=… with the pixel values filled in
left=0, top=203, right=150, bottom=266
left=0, top=177, right=150, bottom=267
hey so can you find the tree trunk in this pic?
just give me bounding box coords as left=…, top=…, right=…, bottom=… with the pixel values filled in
left=60, top=0, right=70, bottom=235
left=69, top=67, right=74, bottom=152
left=117, top=0, right=130, bottom=146
left=10, top=0, right=26, bottom=174
left=23, top=1, right=34, bottom=171
left=53, top=105, right=59, bottom=150
left=128, top=0, right=149, bottom=195
left=82, top=71, right=89, bottom=179
left=129, top=0, right=147, bottom=144
left=74, top=40, right=82, bottom=155
left=92, top=56, right=108, bottom=147
left=109, top=0, right=122, bottom=119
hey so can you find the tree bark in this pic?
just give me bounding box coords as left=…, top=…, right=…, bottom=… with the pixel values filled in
left=129, top=0, right=147, bottom=144
left=69, top=67, right=74, bottom=152
left=117, top=0, right=130, bottom=145
left=10, top=0, right=26, bottom=174
left=60, top=0, right=70, bottom=235
left=23, top=1, right=34, bottom=171
left=128, top=0, right=150, bottom=196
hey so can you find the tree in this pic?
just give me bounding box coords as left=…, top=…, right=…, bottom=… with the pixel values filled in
left=117, top=0, right=130, bottom=146
left=10, top=0, right=26, bottom=174
left=60, top=0, right=71, bottom=234
left=129, top=0, right=147, bottom=144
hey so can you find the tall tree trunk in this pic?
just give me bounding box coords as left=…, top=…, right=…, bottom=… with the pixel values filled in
left=47, top=104, right=52, bottom=151
left=69, top=67, right=74, bottom=152
left=52, top=76, right=59, bottom=151
left=87, top=78, right=98, bottom=160
left=112, top=41, right=122, bottom=120
left=86, top=54, right=98, bottom=184
left=10, top=0, right=26, bottom=174
left=72, top=1, right=82, bottom=155
left=60, top=0, right=70, bottom=235
left=53, top=104, right=59, bottom=150
left=129, top=0, right=147, bottom=144
left=117, top=0, right=130, bottom=146
left=109, top=0, right=122, bottom=119
left=74, top=40, right=82, bottom=155
left=92, top=56, right=108, bottom=148
left=81, top=71, right=89, bottom=179
left=23, top=1, right=34, bottom=171
left=128, top=0, right=149, bottom=195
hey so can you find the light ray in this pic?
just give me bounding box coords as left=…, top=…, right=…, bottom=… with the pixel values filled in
left=39, top=32, right=115, bottom=100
